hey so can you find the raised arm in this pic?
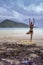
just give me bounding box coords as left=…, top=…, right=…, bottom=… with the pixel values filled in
left=33, top=18, right=35, bottom=26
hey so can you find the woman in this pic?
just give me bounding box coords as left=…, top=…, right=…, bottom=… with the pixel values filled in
left=26, top=18, right=35, bottom=41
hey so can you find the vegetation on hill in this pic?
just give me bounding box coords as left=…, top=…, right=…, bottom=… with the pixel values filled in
left=0, top=19, right=28, bottom=28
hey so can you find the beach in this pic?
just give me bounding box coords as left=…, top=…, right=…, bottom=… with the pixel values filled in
left=0, top=28, right=43, bottom=65
left=0, top=28, right=43, bottom=46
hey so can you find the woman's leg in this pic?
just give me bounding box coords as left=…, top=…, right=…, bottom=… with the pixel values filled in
left=30, top=32, right=33, bottom=41
left=26, top=31, right=31, bottom=34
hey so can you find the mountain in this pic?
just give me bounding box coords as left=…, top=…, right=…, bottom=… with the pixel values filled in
left=0, top=19, right=28, bottom=28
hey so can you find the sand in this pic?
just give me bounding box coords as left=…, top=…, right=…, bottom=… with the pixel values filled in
left=0, top=28, right=43, bottom=46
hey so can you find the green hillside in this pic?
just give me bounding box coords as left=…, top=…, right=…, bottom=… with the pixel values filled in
left=0, top=19, right=28, bottom=28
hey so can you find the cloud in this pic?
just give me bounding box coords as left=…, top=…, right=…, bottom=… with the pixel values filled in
left=0, top=7, right=7, bottom=14
left=0, top=7, right=28, bottom=22
left=18, top=2, right=43, bottom=13
left=28, top=3, right=43, bottom=13
left=12, top=10, right=30, bottom=23
left=0, top=0, right=43, bottom=23
left=10, top=10, right=43, bottom=22
left=0, top=7, right=12, bottom=16
left=0, top=9, right=42, bottom=23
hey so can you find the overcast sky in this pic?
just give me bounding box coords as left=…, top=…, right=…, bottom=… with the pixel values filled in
left=0, top=0, right=43, bottom=26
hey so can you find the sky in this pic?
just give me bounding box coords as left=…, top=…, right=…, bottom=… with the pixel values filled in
left=0, top=0, right=43, bottom=27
